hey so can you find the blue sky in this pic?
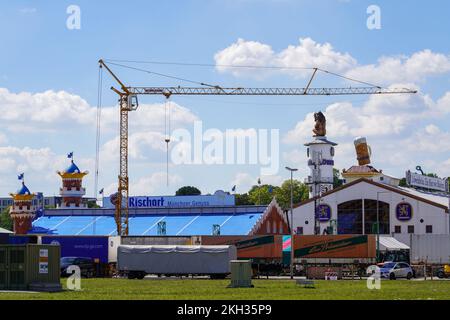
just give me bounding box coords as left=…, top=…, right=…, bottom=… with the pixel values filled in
left=0, top=0, right=449, bottom=198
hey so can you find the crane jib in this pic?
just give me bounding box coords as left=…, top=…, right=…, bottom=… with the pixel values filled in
left=130, top=87, right=417, bottom=96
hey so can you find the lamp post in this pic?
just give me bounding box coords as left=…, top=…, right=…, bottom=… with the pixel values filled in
left=376, top=191, right=390, bottom=262
left=257, top=178, right=261, bottom=205
left=285, top=166, right=298, bottom=280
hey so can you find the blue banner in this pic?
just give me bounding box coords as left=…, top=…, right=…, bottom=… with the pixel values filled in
left=42, top=236, right=109, bottom=264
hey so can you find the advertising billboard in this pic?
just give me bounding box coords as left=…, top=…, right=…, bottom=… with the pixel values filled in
left=103, top=191, right=235, bottom=209
left=42, top=236, right=109, bottom=264
left=406, top=170, right=448, bottom=192
left=293, top=235, right=376, bottom=259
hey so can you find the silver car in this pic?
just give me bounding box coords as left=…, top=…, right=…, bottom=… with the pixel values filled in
left=380, top=262, right=414, bottom=280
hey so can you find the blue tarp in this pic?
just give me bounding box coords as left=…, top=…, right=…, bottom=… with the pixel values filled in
left=33, top=213, right=264, bottom=236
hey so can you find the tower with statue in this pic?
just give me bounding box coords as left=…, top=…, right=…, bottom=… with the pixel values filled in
left=304, top=111, right=338, bottom=198
left=57, top=152, right=89, bottom=208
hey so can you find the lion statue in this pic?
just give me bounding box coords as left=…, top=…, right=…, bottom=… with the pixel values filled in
left=313, top=111, right=326, bottom=137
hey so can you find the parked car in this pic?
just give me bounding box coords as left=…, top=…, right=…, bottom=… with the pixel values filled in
left=436, top=265, right=450, bottom=279
left=380, top=262, right=414, bottom=280
left=60, top=257, right=96, bottom=278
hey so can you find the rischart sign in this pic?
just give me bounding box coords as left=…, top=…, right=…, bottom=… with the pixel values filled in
left=103, top=192, right=235, bottom=209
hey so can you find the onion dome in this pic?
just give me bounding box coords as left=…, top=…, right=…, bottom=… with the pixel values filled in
left=64, top=160, right=81, bottom=174
left=57, top=155, right=88, bottom=179
left=17, top=182, right=31, bottom=195
left=10, top=179, right=34, bottom=201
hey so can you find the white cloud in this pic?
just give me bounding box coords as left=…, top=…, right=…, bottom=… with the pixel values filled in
left=346, top=50, right=450, bottom=85
left=0, top=88, right=94, bottom=130
left=436, top=92, right=450, bottom=114
left=215, top=39, right=450, bottom=86
left=284, top=86, right=445, bottom=144
left=101, top=101, right=199, bottom=134
left=277, top=38, right=356, bottom=75
left=101, top=131, right=167, bottom=163
left=104, top=172, right=182, bottom=196
left=0, top=88, right=198, bottom=134
left=440, top=158, right=450, bottom=176
left=231, top=172, right=257, bottom=191
left=0, top=146, right=95, bottom=195
left=214, top=37, right=356, bottom=79
left=0, top=132, right=7, bottom=145
left=282, top=149, right=305, bottom=168
left=215, top=39, right=276, bottom=78
left=0, top=146, right=54, bottom=173
left=403, top=125, right=450, bottom=154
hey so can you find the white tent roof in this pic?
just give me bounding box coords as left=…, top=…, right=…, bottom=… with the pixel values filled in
left=398, top=186, right=449, bottom=208
left=379, top=236, right=410, bottom=251
left=0, top=227, right=13, bottom=234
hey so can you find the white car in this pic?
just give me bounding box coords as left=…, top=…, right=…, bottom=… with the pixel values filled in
left=380, top=262, right=414, bottom=280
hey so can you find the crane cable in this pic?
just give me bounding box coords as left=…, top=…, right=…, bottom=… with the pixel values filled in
left=164, top=97, right=171, bottom=187
left=103, top=59, right=384, bottom=89
left=103, top=61, right=216, bottom=88
left=94, top=64, right=103, bottom=204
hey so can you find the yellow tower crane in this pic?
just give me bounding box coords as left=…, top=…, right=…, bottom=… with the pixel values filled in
left=98, top=59, right=417, bottom=236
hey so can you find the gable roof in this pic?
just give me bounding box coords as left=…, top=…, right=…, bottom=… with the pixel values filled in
left=294, top=178, right=449, bottom=213
left=343, top=165, right=380, bottom=174
left=249, top=198, right=286, bottom=235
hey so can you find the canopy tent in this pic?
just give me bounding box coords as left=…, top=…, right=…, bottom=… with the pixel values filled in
left=379, top=236, right=410, bottom=251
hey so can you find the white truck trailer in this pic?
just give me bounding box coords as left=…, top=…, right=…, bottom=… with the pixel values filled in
left=117, top=245, right=237, bottom=279
left=410, top=235, right=450, bottom=265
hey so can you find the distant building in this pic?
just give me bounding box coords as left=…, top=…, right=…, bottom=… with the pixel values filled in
left=342, top=165, right=401, bottom=187
left=293, top=178, right=449, bottom=237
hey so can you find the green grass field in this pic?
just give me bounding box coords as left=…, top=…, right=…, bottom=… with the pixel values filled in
left=0, top=279, right=449, bottom=300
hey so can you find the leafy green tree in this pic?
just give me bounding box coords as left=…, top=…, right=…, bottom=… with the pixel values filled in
left=0, top=207, right=13, bottom=231
left=87, top=200, right=100, bottom=208
left=235, top=193, right=253, bottom=205
left=399, top=178, right=407, bottom=187
left=274, top=180, right=309, bottom=210
left=248, top=185, right=279, bottom=206
left=175, top=186, right=201, bottom=196
left=333, top=168, right=344, bottom=188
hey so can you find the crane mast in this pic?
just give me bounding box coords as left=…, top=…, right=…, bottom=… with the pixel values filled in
left=98, top=59, right=417, bottom=236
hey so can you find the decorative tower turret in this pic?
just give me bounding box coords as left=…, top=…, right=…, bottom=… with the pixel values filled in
left=9, top=173, right=36, bottom=234
left=304, top=112, right=338, bottom=198
left=57, top=152, right=89, bottom=208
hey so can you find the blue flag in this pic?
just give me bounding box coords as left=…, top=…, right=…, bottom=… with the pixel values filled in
left=99, top=188, right=104, bottom=195
left=268, top=186, right=273, bottom=194
left=18, top=173, right=24, bottom=181
left=68, top=152, right=74, bottom=159
left=231, top=185, right=236, bottom=192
